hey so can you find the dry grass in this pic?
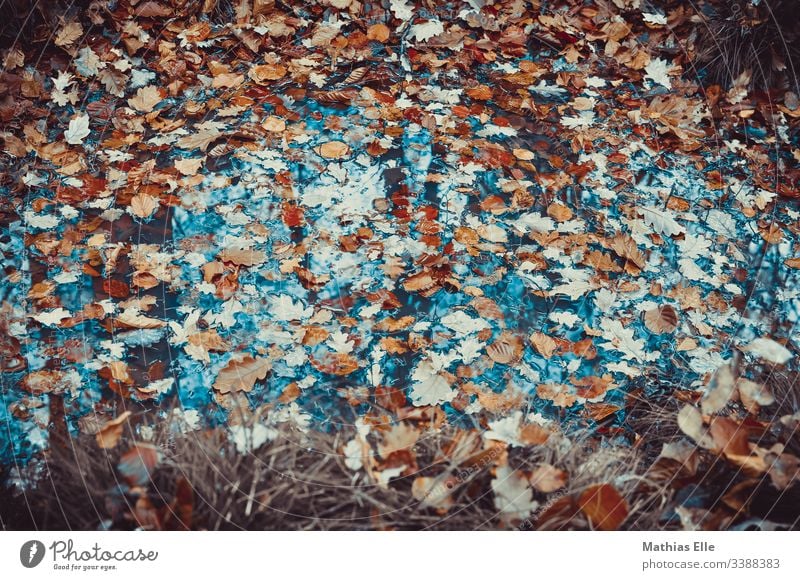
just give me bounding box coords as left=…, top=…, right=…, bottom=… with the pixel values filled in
left=691, top=0, right=800, bottom=90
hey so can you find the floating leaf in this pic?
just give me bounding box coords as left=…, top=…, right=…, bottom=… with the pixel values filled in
left=213, top=356, right=271, bottom=394
left=642, top=305, right=679, bottom=334
left=316, top=140, right=351, bottom=159
left=128, top=85, right=163, bottom=112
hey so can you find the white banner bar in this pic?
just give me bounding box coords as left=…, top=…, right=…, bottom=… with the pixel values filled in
left=1, top=531, right=798, bottom=579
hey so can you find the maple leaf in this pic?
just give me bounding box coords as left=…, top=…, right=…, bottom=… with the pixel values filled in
left=645, top=57, right=673, bottom=88
left=491, top=465, right=538, bottom=519
left=599, top=319, right=658, bottom=362
left=410, top=359, right=455, bottom=406
left=128, top=85, right=163, bottom=112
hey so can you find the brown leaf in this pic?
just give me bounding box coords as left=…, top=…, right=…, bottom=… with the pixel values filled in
left=22, top=370, right=65, bottom=395
left=402, top=270, right=437, bottom=293
left=249, top=63, right=287, bottom=82
left=218, top=248, right=266, bottom=267
left=487, top=333, right=523, bottom=364
left=701, top=364, right=736, bottom=415
left=310, top=353, right=360, bottom=376
left=643, top=304, right=679, bottom=334
left=96, top=411, right=132, bottom=449
left=136, top=1, right=172, bottom=17
left=130, top=193, right=159, bottom=219
left=577, top=484, right=628, bottom=530
left=608, top=234, right=646, bottom=271
left=55, top=22, right=83, bottom=47
left=378, top=423, right=419, bottom=459
left=187, top=330, right=229, bottom=352
left=118, top=443, right=161, bottom=486
left=677, top=404, right=715, bottom=449
left=546, top=202, right=573, bottom=222
left=530, top=332, right=557, bottom=358
left=116, top=310, right=165, bottom=329
left=127, top=86, right=163, bottom=113
left=316, top=140, right=351, bottom=159
left=213, top=356, right=271, bottom=394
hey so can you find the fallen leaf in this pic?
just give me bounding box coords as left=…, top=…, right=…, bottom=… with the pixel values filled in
left=55, top=22, right=83, bottom=48
left=249, top=63, right=287, bottom=82
left=218, top=248, right=267, bottom=267
left=65, top=114, right=91, bottom=145
left=96, top=411, right=132, bottom=449
left=678, top=404, right=715, bottom=449
left=128, top=85, right=163, bottom=112
left=701, top=364, right=736, bottom=415
left=213, top=356, right=271, bottom=394
left=737, top=378, right=774, bottom=414
left=175, top=157, right=204, bottom=176
left=577, top=484, right=628, bottom=530
left=642, top=304, right=679, bottom=334
left=367, top=23, right=391, bottom=43
left=529, top=464, right=568, bottom=493
left=317, top=140, right=351, bottom=159
left=740, top=337, right=792, bottom=364
left=531, top=332, right=557, bottom=358
left=129, top=193, right=159, bottom=219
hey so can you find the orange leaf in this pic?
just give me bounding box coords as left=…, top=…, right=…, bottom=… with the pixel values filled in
left=577, top=484, right=628, bottom=530
left=317, top=140, right=351, bottom=159
left=367, top=23, right=390, bottom=43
